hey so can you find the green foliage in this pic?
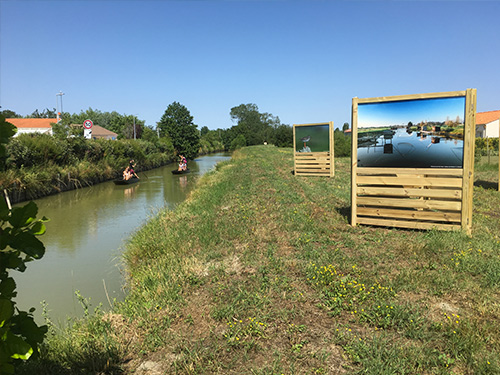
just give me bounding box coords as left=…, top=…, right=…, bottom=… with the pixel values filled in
left=0, top=115, right=48, bottom=373
left=475, top=137, right=499, bottom=156
left=272, top=124, right=293, bottom=147
left=61, top=108, right=146, bottom=140
left=334, top=129, right=351, bottom=157
left=0, top=111, right=21, bottom=119
left=0, top=132, right=176, bottom=202
left=224, top=103, right=291, bottom=149
left=0, top=116, right=17, bottom=171
left=158, top=102, right=200, bottom=159
left=27, top=108, right=57, bottom=119
left=230, top=134, right=247, bottom=150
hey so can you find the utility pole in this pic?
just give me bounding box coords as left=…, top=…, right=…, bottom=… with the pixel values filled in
left=56, top=91, right=64, bottom=123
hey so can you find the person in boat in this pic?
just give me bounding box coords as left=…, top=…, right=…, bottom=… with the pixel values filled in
left=123, top=160, right=139, bottom=181
left=128, top=160, right=139, bottom=180
left=123, top=166, right=132, bottom=180
left=178, top=155, right=187, bottom=171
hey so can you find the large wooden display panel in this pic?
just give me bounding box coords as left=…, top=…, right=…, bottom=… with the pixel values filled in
left=293, top=122, right=334, bottom=177
left=351, top=90, right=476, bottom=234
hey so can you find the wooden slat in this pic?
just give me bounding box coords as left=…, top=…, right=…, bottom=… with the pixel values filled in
left=356, top=216, right=461, bottom=231
left=295, top=152, right=330, bottom=156
left=356, top=175, right=463, bottom=188
left=296, top=164, right=331, bottom=168
left=357, top=196, right=462, bottom=211
left=357, top=167, right=463, bottom=177
left=296, top=157, right=331, bottom=161
left=296, top=160, right=331, bottom=163
left=296, top=172, right=331, bottom=176
left=357, top=207, right=461, bottom=223
left=357, top=186, right=462, bottom=199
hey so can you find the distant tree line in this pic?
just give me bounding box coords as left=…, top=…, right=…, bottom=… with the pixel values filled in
left=2, top=104, right=355, bottom=157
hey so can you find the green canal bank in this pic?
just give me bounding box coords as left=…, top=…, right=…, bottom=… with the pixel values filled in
left=19, top=145, right=500, bottom=374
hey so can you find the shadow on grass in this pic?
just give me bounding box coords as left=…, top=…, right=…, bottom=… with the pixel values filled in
left=474, top=180, right=499, bottom=190
left=16, top=353, right=124, bottom=375
left=335, top=205, right=351, bottom=222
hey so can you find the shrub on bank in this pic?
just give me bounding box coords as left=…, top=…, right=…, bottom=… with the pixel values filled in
left=1, top=134, right=176, bottom=203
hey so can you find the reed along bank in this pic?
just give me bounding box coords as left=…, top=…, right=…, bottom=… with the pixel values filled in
left=20, top=145, right=500, bottom=374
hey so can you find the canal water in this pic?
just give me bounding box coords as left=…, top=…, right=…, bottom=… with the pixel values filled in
left=357, top=128, right=464, bottom=168
left=14, top=153, right=231, bottom=325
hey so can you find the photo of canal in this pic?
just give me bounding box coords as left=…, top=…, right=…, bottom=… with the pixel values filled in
left=357, top=127, right=463, bottom=168
left=357, top=96, right=466, bottom=168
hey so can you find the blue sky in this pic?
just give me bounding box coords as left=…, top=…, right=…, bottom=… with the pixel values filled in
left=358, top=96, right=466, bottom=128
left=1, top=0, right=499, bottom=130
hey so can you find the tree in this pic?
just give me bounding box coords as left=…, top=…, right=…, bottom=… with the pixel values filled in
left=200, top=126, right=209, bottom=137
left=158, top=102, right=200, bottom=159
left=121, top=115, right=144, bottom=140
left=0, top=115, right=48, bottom=373
left=230, top=104, right=266, bottom=146
left=0, top=110, right=21, bottom=119
left=342, top=122, right=350, bottom=131
left=230, top=134, right=246, bottom=150
left=28, top=108, right=57, bottom=119
left=334, top=128, right=351, bottom=157
left=274, top=124, right=293, bottom=147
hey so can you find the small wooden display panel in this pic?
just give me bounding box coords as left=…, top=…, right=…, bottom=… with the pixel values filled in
left=293, top=122, right=334, bottom=177
left=351, top=90, right=476, bottom=234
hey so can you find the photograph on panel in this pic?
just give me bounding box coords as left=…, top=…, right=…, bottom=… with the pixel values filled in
left=357, top=96, right=465, bottom=168
left=295, top=124, right=330, bottom=153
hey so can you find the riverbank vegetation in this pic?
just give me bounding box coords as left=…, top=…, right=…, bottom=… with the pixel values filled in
left=18, top=145, right=500, bottom=374
left=0, top=133, right=175, bottom=203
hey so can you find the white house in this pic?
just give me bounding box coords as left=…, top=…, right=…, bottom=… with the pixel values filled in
left=6, top=118, right=55, bottom=137
left=475, top=110, right=500, bottom=138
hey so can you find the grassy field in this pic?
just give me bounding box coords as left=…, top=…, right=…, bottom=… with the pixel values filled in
left=21, top=145, right=500, bottom=374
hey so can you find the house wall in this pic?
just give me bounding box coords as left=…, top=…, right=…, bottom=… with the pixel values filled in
left=14, top=127, right=53, bottom=137
left=485, top=119, right=499, bottom=138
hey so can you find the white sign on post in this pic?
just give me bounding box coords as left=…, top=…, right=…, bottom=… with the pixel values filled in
left=83, top=119, right=93, bottom=139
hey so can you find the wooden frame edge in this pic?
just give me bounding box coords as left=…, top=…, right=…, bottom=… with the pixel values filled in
left=357, top=90, right=467, bottom=104
left=351, top=98, right=359, bottom=226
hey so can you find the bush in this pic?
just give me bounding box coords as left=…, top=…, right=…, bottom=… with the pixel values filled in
left=1, top=133, right=177, bottom=203
left=230, top=134, right=246, bottom=151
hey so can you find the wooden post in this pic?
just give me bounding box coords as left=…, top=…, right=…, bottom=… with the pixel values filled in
left=3, top=189, right=12, bottom=210
left=329, top=121, right=335, bottom=177
left=351, top=97, right=358, bottom=226
left=462, top=88, right=476, bottom=235
left=292, top=124, right=297, bottom=175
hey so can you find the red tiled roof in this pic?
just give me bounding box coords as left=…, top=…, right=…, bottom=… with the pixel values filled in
left=476, top=110, right=500, bottom=125
left=71, top=124, right=118, bottom=137
left=6, top=118, right=56, bottom=128
left=90, top=124, right=118, bottom=137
